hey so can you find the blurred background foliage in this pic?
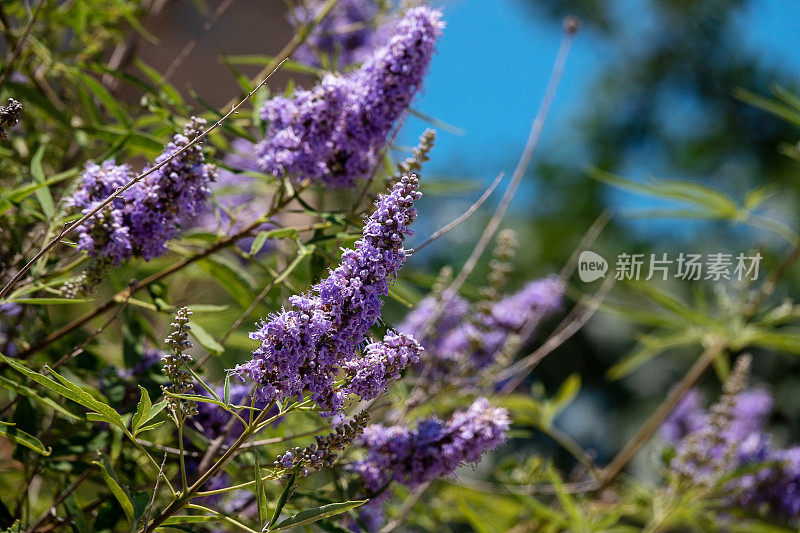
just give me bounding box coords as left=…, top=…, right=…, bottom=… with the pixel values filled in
left=3, top=0, right=800, bottom=530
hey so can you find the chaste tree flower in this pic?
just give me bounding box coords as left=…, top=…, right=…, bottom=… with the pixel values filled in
left=257, top=6, right=444, bottom=188
left=233, top=173, right=423, bottom=416
left=350, top=397, right=510, bottom=492
left=663, top=355, right=800, bottom=521
left=70, top=117, right=216, bottom=266
left=292, top=0, right=390, bottom=69
left=399, top=276, right=565, bottom=371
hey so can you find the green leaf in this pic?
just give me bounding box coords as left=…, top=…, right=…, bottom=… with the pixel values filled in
left=267, top=473, right=296, bottom=530
left=198, top=255, right=255, bottom=308
left=0, top=374, right=80, bottom=421
left=589, top=168, right=738, bottom=218
left=265, top=227, right=299, bottom=240
left=254, top=450, right=268, bottom=527
left=65, top=69, right=132, bottom=126
left=4, top=297, right=91, bottom=305
left=93, top=455, right=134, bottom=524
left=269, top=500, right=368, bottom=531
left=30, top=144, right=54, bottom=220
left=0, top=353, right=124, bottom=429
left=135, top=420, right=165, bottom=434
left=607, top=331, right=702, bottom=380
left=0, top=422, right=50, bottom=455
left=131, top=386, right=152, bottom=435
left=249, top=230, right=271, bottom=256
left=733, top=87, right=800, bottom=129
left=188, top=320, right=224, bottom=356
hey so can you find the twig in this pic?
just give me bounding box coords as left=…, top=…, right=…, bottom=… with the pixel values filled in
left=161, top=0, right=234, bottom=83
left=597, top=339, right=726, bottom=489
left=26, top=464, right=97, bottom=533
left=0, top=60, right=287, bottom=301
left=414, top=172, right=505, bottom=252
left=143, top=451, right=169, bottom=531
left=0, top=0, right=47, bottom=90
left=378, top=482, right=430, bottom=533
left=447, top=24, right=576, bottom=296
left=496, top=275, right=614, bottom=392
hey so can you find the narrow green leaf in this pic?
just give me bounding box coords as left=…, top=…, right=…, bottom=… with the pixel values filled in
left=249, top=231, right=271, bottom=256
left=269, top=500, right=367, bottom=531
left=131, top=386, right=152, bottom=434
left=4, top=297, right=91, bottom=305
left=188, top=320, right=224, bottom=356
left=0, top=353, right=123, bottom=429
left=0, top=375, right=80, bottom=421
left=30, top=144, right=54, bottom=220
left=93, top=456, right=134, bottom=524
left=267, top=473, right=296, bottom=530
left=0, top=422, right=50, bottom=455
left=254, top=450, right=268, bottom=527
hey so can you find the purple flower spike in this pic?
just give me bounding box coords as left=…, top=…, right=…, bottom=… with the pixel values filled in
left=257, top=7, right=443, bottom=187
left=234, top=174, right=422, bottom=416
left=350, top=398, right=510, bottom=491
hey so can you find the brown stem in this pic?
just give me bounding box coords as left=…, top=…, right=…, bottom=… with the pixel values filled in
left=597, top=339, right=726, bottom=489
left=0, top=59, right=286, bottom=300
left=26, top=464, right=97, bottom=533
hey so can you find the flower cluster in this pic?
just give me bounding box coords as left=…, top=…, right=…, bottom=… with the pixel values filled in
left=234, top=173, right=422, bottom=415
left=162, top=307, right=197, bottom=418
left=71, top=117, right=216, bottom=266
left=257, top=7, right=443, bottom=187
left=350, top=398, right=510, bottom=492
left=0, top=98, right=22, bottom=140
left=276, top=412, right=370, bottom=477
left=399, top=276, right=564, bottom=371
left=292, top=0, right=389, bottom=69
left=663, top=355, right=800, bottom=521
left=342, top=332, right=422, bottom=401
left=117, top=347, right=162, bottom=379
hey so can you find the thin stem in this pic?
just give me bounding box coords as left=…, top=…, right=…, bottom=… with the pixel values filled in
left=0, top=59, right=287, bottom=300
left=447, top=26, right=575, bottom=296
left=178, top=421, right=188, bottom=493
left=13, top=182, right=308, bottom=361
left=185, top=504, right=260, bottom=533
left=597, top=339, right=726, bottom=489
left=0, top=0, right=47, bottom=90
left=414, top=172, right=505, bottom=252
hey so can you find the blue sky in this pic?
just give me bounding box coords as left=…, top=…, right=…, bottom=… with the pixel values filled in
left=397, top=0, right=800, bottom=241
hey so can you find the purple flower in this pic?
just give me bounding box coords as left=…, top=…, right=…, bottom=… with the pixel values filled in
left=117, top=347, right=162, bottom=379
left=665, top=387, right=800, bottom=521
left=233, top=174, right=422, bottom=415
left=257, top=7, right=443, bottom=187
left=396, top=289, right=470, bottom=355
left=343, top=332, right=422, bottom=400
left=0, top=302, right=22, bottom=356
left=292, top=0, right=390, bottom=68
left=129, top=118, right=216, bottom=260
left=71, top=118, right=216, bottom=265
left=350, top=398, right=510, bottom=492
left=661, top=389, right=707, bottom=443
left=402, top=276, right=564, bottom=372
left=71, top=160, right=135, bottom=265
